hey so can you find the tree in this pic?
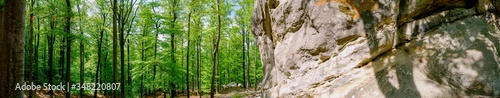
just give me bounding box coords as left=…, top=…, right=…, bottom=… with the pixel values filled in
left=245, top=24, right=250, bottom=89
left=95, top=13, right=107, bottom=98
left=47, top=0, right=56, bottom=96
left=35, top=13, right=40, bottom=86
left=0, top=0, right=26, bottom=97
left=6, top=0, right=264, bottom=97
left=197, top=35, right=201, bottom=98
left=241, top=21, right=246, bottom=90
left=210, top=0, right=221, bottom=97
left=77, top=0, right=85, bottom=97
left=64, top=0, right=72, bottom=97
left=35, top=6, right=41, bottom=85
left=169, top=0, right=179, bottom=97
left=186, top=11, right=192, bottom=98
left=28, top=0, right=35, bottom=97
left=117, top=0, right=139, bottom=96
left=113, top=0, right=119, bottom=97
left=151, top=3, right=160, bottom=94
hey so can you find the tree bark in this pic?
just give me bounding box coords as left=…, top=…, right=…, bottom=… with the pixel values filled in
left=211, top=0, right=221, bottom=97
left=48, top=2, right=56, bottom=97
left=112, top=0, right=118, bottom=97
left=242, top=24, right=246, bottom=89
left=28, top=0, right=35, bottom=97
left=65, top=0, right=72, bottom=97
left=35, top=14, right=41, bottom=85
left=170, top=1, right=178, bottom=97
left=197, top=35, right=201, bottom=98
left=140, top=23, right=146, bottom=98
left=94, top=13, right=106, bottom=98
left=77, top=0, right=85, bottom=97
left=186, top=11, right=191, bottom=98
left=245, top=26, right=250, bottom=89
left=152, top=6, right=160, bottom=94
left=0, top=0, right=26, bottom=97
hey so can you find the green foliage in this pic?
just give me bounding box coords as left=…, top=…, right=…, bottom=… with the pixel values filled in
left=27, top=0, right=261, bottom=97
left=232, top=92, right=248, bottom=98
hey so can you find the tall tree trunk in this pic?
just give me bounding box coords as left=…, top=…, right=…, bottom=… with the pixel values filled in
left=65, top=0, right=72, bottom=97
left=119, top=1, right=126, bottom=97
left=125, top=0, right=138, bottom=92
left=140, top=24, right=146, bottom=98
left=217, top=56, right=220, bottom=92
left=35, top=16, right=41, bottom=85
left=245, top=26, right=250, bottom=89
left=77, top=0, right=85, bottom=97
left=48, top=3, right=56, bottom=97
left=170, top=1, right=178, bottom=98
left=28, top=0, right=35, bottom=97
left=112, top=0, right=118, bottom=97
left=127, top=39, right=131, bottom=84
left=197, top=35, right=201, bottom=98
left=186, top=11, right=191, bottom=98
left=0, top=0, right=26, bottom=97
left=152, top=6, right=160, bottom=93
left=102, top=51, right=108, bottom=96
left=35, top=14, right=40, bottom=85
left=94, top=13, right=106, bottom=98
left=211, top=0, right=221, bottom=97
left=242, top=25, right=246, bottom=89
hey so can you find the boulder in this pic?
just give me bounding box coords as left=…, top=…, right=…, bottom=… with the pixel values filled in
left=251, top=0, right=500, bottom=97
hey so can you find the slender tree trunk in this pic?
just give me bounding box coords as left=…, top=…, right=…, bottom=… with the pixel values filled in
left=102, top=51, right=108, bottom=96
left=197, top=35, right=201, bottom=98
left=77, top=1, right=85, bottom=97
left=28, top=0, right=35, bottom=97
left=152, top=7, right=160, bottom=93
left=217, top=57, right=220, bottom=92
left=242, top=25, right=246, bottom=89
left=211, top=0, right=221, bottom=97
left=48, top=4, right=56, bottom=97
left=112, top=0, right=118, bottom=97
left=126, top=0, right=139, bottom=86
left=127, top=40, right=131, bottom=84
left=35, top=14, right=40, bottom=85
left=119, top=1, right=138, bottom=95
left=245, top=27, right=250, bottom=89
left=65, top=0, right=72, bottom=97
left=119, top=1, right=126, bottom=97
left=94, top=13, right=106, bottom=98
left=35, top=16, right=40, bottom=85
left=0, top=0, right=26, bottom=97
left=140, top=25, right=146, bottom=98
left=170, top=1, right=178, bottom=98
left=186, top=11, right=192, bottom=98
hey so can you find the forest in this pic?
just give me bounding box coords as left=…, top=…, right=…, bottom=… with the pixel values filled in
left=0, top=0, right=262, bottom=97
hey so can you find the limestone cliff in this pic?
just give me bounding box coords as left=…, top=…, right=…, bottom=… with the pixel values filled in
left=251, top=0, right=500, bottom=97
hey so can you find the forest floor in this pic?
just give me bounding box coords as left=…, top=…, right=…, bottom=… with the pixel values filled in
left=175, top=87, right=262, bottom=98
left=24, top=87, right=261, bottom=98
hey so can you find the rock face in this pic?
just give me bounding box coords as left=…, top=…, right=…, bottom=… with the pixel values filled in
left=251, top=0, right=500, bottom=97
